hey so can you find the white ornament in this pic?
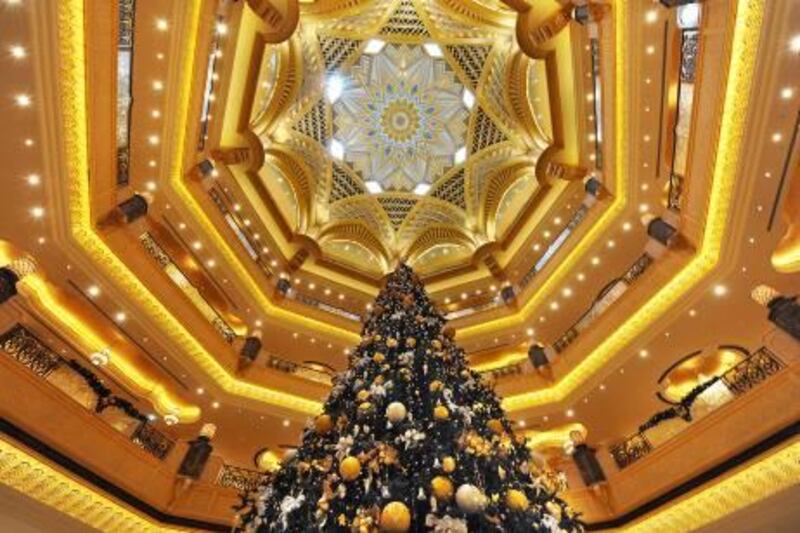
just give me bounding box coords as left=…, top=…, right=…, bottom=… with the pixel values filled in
left=455, top=484, right=486, bottom=514
left=386, top=402, right=407, bottom=423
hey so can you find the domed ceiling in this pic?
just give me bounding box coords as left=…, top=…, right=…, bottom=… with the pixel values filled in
left=236, top=0, right=571, bottom=278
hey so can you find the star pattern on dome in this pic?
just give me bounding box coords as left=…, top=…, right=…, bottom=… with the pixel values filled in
left=331, top=43, right=469, bottom=193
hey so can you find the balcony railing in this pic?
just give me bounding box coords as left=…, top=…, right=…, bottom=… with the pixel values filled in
left=0, top=324, right=175, bottom=461
left=609, top=347, right=784, bottom=469
left=216, top=464, right=266, bottom=494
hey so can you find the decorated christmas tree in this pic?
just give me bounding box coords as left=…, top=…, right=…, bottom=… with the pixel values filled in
left=237, top=264, right=582, bottom=532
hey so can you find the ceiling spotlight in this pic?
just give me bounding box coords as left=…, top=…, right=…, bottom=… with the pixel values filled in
left=211, top=401, right=220, bottom=409
left=526, top=327, right=534, bottom=336
left=26, top=173, right=41, bottom=186
left=215, top=22, right=229, bottom=35
left=791, top=35, right=800, bottom=54
left=780, top=87, right=794, bottom=100
left=577, top=273, right=585, bottom=281
left=87, top=285, right=101, bottom=297
left=30, top=206, right=45, bottom=218
left=9, top=45, right=26, bottom=59
left=549, top=301, right=559, bottom=311
left=152, top=80, right=164, bottom=91
left=282, top=419, right=290, bottom=427
left=192, top=241, right=202, bottom=250
left=114, top=311, right=127, bottom=323
left=566, top=409, right=575, bottom=418
left=562, top=287, right=573, bottom=297
left=607, top=240, right=616, bottom=248
left=196, top=387, right=205, bottom=395
left=639, top=349, right=649, bottom=358
left=24, top=138, right=34, bottom=147
left=645, top=45, right=655, bottom=55
left=156, top=18, right=168, bottom=31
left=15, top=94, right=31, bottom=107
left=147, top=134, right=160, bottom=145
left=622, top=221, right=632, bottom=232
left=206, top=259, right=216, bottom=268
left=591, top=256, right=600, bottom=266
left=771, top=133, right=783, bottom=143
left=364, top=38, right=386, bottom=55
left=645, top=9, right=658, bottom=23
left=713, top=284, right=728, bottom=297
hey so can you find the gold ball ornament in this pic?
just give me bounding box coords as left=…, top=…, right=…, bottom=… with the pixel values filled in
left=455, top=484, right=487, bottom=514
left=373, top=353, right=386, bottom=363
left=431, top=476, right=454, bottom=501
left=386, top=338, right=398, bottom=348
left=545, top=501, right=563, bottom=520
left=433, top=405, right=450, bottom=421
left=339, top=456, right=361, bottom=481
left=505, top=489, right=529, bottom=511
left=442, top=456, right=456, bottom=473
left=432, top=339, right=442, bottom=350
left=374, top=335, right=383, bottom=342
left=406, top=337, right=417, bottom=348
left=487, top=419, right=504, bottom=434
left=357, top=389, right=371, bottom=402
left=385, top=401, right=407, bottom=423
left=373, top=375, right=385, bottom=385
left=358, top=401, right=373, bottom=413
left=380, top=501, right=411, bottom=532
left=315, top=414, right=333, bottom=434
left=429, top=380, right=444, bottom=392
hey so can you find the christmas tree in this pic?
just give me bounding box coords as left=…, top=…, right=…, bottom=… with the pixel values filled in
left=238, top=264, right=582, bottom=532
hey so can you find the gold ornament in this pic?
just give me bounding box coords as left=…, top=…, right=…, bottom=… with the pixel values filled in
left=432, top=340, right=442, bottom=350
left=339, top=456, right=361, bottom=481
left=373, top=353, right=386, bottom=363
left=386, top=402, right=407, bottom=423
left=315, top=414, right=333, bottom=434
left=455, top=484, right=486, bottom=514
left=406, top=337, right=417, bottom=348
left=442, top=456, right=456, bottom=473
left=357, top=389, right=371, bottom=402
left=359, top=402, right=374, bottom=413
left=433, top=405, right=450, bottom=421
left=487, top=419, right=504, bottom=434
left=431, top=476, right=454, bottom=501
left=443, top=327, right=456, bottom=339
left=545, top=501, right=562, bottom=520
left=386, top=338, right=398, bottom=348
left=505, top=489, right=529, bottom=511
left=429, top=380, right=444, bottom=392
left=380, top=501, right=411, bottom=532
left=374, top=335, right=383, bottom=342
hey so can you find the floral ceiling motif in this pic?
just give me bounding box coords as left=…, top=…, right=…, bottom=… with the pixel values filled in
left=331, top=42, right=469, bottom=193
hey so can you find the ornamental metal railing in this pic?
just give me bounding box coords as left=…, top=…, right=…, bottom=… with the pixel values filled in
left=667, top=29, right=699, bottom=212
left=216, top=464, right=266, bottom=494
left=115, top=0, right=135, bottom=186
left=609, top=347, right=784, bottom=469
left=0, top=324, right=175, bottom=461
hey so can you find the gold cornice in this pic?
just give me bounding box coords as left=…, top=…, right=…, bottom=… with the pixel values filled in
left=61, top=0, right=328, bottom=415
left=623, top=441, right=800, bottom=532
left=0, top=439, right=185, bottom=532
left=501, top=0, right=764, bottom=411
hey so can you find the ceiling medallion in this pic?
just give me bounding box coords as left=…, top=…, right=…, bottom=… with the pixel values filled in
left=332, top=43, right=469, bottom=194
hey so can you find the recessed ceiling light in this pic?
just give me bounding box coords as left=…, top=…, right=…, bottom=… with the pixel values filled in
left=364, top=39, right=386, bottom=55
left=156, top=18, right=168, bottom=31
left=243, top=218, right=251, bottom=226
left=152, top=80, right=163, bottom=91
left=549, top=301, right=559, bottom=311
left=30, top=206, right=44, bottom=218
left=15, top=94, right=31, bottom=107
left=282, top=419, right=290, bottom=427
left=562, top=287, right=573, bottom=297
left=566, top=409, right=575, bottom=418
left=713, top=284, right=728, bottom=297
left=87, top=285, right=101, bottom=297
left=577, top=273, right=585, bottom=281
left=688, top=309, right=697, bottom=317
left=639, top=349, right=649, bottom=358
left=533, top=244, right=541, bottom=252
left=211, top=401, right=220, bottom=408
left=622, top=221, right=632, bottom=232
left=215, top=22, right=228, bottom=35
left=145, top=180, right=157, bottom=191
left=206, top=259, right=216, bottom=268
left=526, top=327, right=534, bottom=336
left=422, top=42, right=443, bottom=57
left=788, top=34, right=800, bottom=53
left=780, top=87, right=794, bottom=100
left=364, top=180, right=383, bottom=194
left=196, top=387, right=204, bottom=395
left=591, top=256, right=600, bottom=266
left=607, top=240, right=616, bottom=248
left=645, top=45, right=655, bottom=55
left=147, top=134, right=159, bottom=145
left=599, top=384, right=606, bottom=391
left=178, top=222, right=187, bottom=230
left=148, top=160, right=157, bottom=168
left=413, top=183, right=431, bottom=195
left=639, top=203, right=650, bottom=213
left=329, top=138, right=345, bottom=160
left=645, top=9, right=658, bottom=23
left=156, top=52, right=165, bottom=60
left=23, top=138, right=34, bottom=147
left=26, top=173, right=41, bottom=186
left=114, top=311, right=126, bottom=323
left=9, top=45, right=26, bottom=59
left=192, top=241, right=202, bottom=250
left=771, top=133, right=783, bottom=143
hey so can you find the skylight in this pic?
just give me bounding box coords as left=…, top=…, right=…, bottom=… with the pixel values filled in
left=364, top=180, right=383, bottom=194
left=413, top=183, right=431, bottom=196
left=364, top=39, right=386, bottom=55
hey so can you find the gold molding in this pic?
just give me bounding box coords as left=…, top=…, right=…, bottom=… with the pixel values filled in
left=623, top=441, right=800, bottom=532
left=0, top=438, right=185, bottom=532
left=502, top=0, right=765, bottom=411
